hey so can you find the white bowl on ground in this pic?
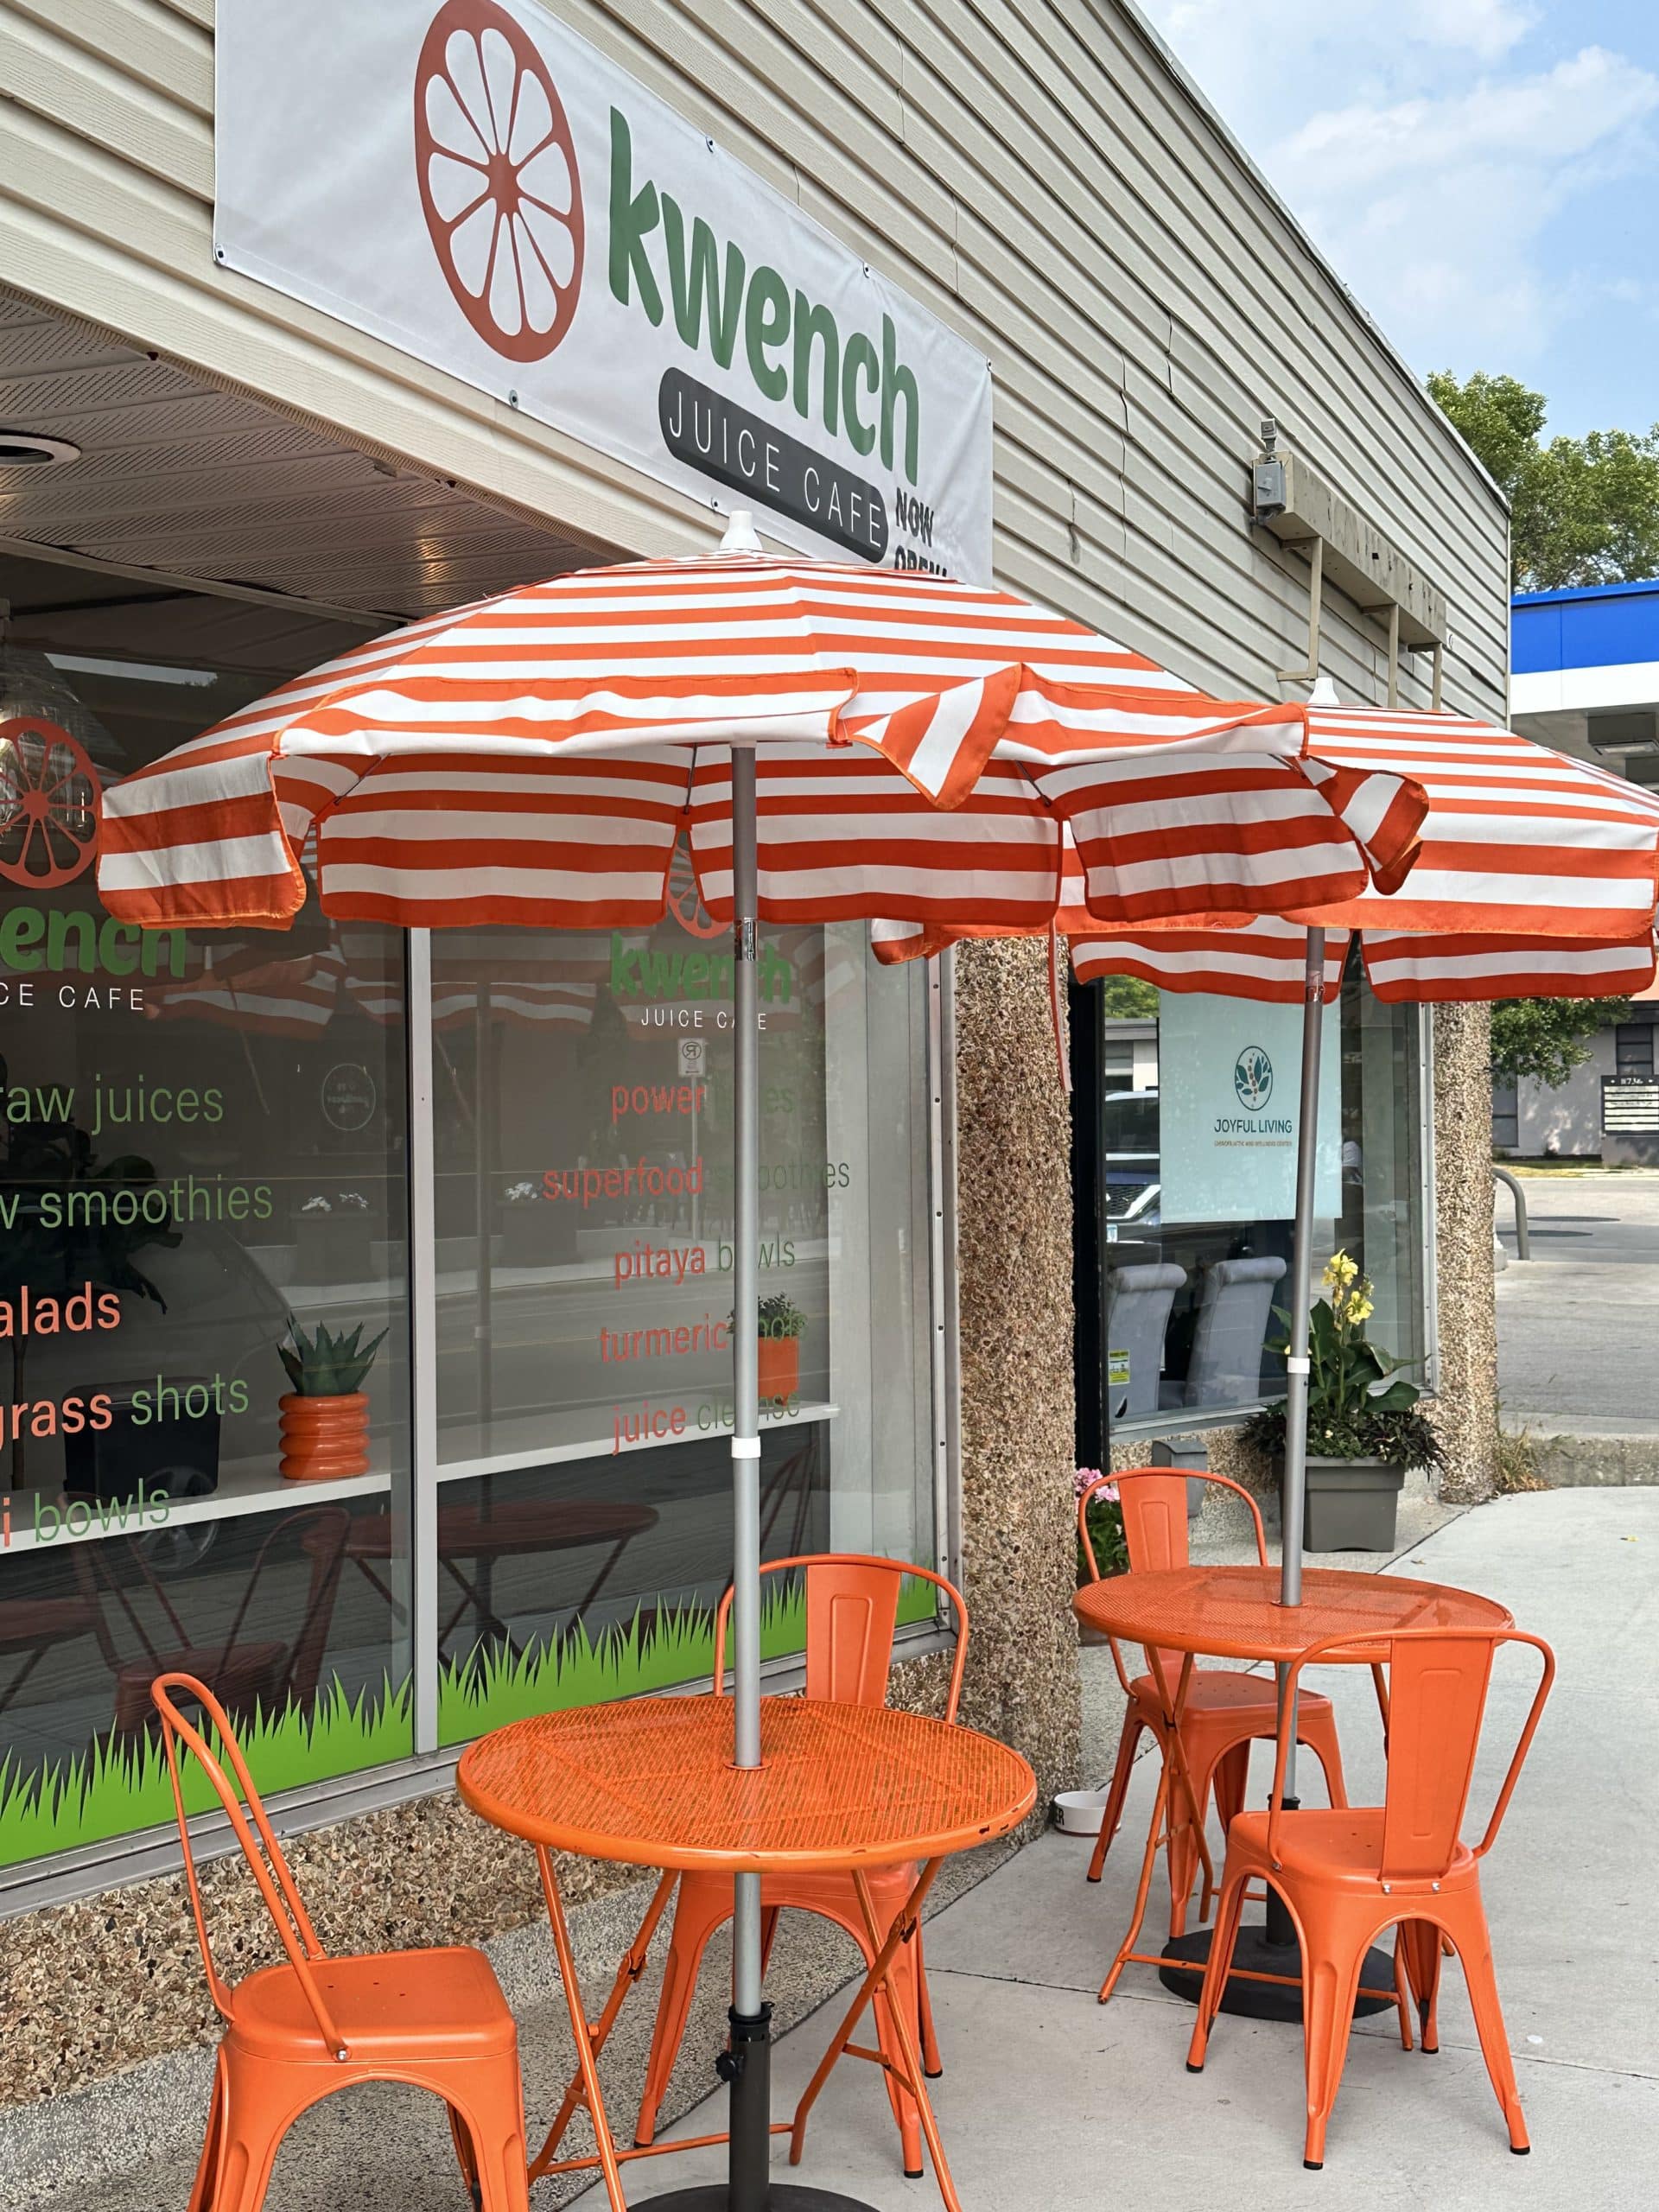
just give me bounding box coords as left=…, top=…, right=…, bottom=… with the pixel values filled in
left=1052, top=1788, right=1113, bottom=1836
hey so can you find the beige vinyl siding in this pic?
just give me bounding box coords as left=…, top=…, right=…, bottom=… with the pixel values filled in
left=0, top=0, right=1508, bottom=709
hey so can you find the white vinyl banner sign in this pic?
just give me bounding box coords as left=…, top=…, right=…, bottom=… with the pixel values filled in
left=215, top=0, right=995, bottom=581
left=1158, top=995, right=1341, bottom=1226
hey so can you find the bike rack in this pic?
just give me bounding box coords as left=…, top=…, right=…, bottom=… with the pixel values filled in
left=1493, top=1166, right=1530, bottom=1260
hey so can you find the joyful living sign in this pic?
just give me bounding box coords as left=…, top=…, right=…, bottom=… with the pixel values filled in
left=214, top=0, right=995, bottom=581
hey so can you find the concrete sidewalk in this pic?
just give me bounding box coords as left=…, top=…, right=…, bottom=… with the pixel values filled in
left=9, top=1489, right=1651, bottom=2211
left=603, top=1490, right=1658, bottom=2210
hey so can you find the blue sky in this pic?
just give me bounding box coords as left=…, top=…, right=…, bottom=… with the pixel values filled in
left=1140, top=0, right=1659, bottom=438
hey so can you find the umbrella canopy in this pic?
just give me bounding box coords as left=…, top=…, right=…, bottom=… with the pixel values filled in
left=880, top=699, right=1659, bottom=996
left=97, top=552, right=1434, bottom=940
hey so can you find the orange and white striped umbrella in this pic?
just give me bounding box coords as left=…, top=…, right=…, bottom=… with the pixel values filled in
left=97, top=552, right=1429, bottom=937
left=877, top=702, right=1659, bottom=1004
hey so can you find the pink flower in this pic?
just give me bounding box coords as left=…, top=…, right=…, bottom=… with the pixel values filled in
left=1073, top=1467, right=1117, bottom=1503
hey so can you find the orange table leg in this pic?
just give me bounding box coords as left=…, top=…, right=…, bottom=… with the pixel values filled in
left=787, top=1857, right=963, bottom=2212
left=1097, top=1653, right=1213, bottom=2002
left=531, top=1863, right=677, bottom=2183
left=534, top=1844, right=641, bottom=2212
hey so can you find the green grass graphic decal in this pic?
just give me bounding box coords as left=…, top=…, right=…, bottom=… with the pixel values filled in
left=0, top=1574, right=937, bottom=1869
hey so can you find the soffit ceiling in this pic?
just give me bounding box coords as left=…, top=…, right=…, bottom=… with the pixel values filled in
left=0, top=287, right=598, bottom=637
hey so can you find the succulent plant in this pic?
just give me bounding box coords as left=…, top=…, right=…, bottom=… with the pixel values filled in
left=278, top=1319, right=388, bottom=1398
left=757, top=1293, right=807, bottom=1341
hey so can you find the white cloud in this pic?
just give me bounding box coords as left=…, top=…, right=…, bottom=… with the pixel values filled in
left=1138, top=8, right=1659, bottom=373
left=1142, top=0, right=1539, bottom=120
left=1269, top=49, right=1659, bottom=362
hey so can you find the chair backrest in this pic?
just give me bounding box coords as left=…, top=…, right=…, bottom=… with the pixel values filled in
left=1103, top=1264, right=1186, bottom=1418
left=1184, top=1256, right=1287, bottom=1408
left=150, top=1672, right=350, bottom=2060
left=1078, top=1467, right=1267, bottom=1691
left=1268, top=1628, right=1555, bottom=1882
left=713, top=1554, right=969, bottom=1723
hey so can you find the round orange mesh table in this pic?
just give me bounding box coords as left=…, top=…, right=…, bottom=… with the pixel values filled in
left=458, top=1697, right=1035, bottom=2212
left=458, top=1694, right=1036, bottom=1873
left=1072, top=1563, right=1512, bottom=1663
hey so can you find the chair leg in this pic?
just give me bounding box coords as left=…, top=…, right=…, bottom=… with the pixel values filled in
left=1300, top=1917, right=1367, bottom=2171
left=202, top=2114, right=290, bottom=2212
left=448, top=2103, right=483, bottom=2210
left=1086, top=1706, right=1146, bottom=1884
left=453, top=2098, right=532, bottom=2212
left=1203, top=1742, right=1252, bottom=1926
left=1390, top=1929, right=1414, bottom=2053
left=915, top=1923, right=943, bottom=2079
left=1398, top=1917, right=1446, bottom=2053
left=635, top=1878, right=728, bottom=2147
left=1298, top=1703, right=1349, bottom=1808
left=1185, top=1862, right=1249, bottom=2071
left=760, top=1903, right=783, bottom=1977
left=187, top=2052, right=227, bottom=2212
left=1166, top=1745, right=1219, bottom=1939
left=1444, top=1904, right=1530, bottom=2153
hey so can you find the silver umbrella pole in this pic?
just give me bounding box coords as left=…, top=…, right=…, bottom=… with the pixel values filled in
left=730, top=747, right=764, bottom=1978
left=1279, top=922, right=1325, bottom=1608
left=1274, top=924, right=1325, bottom=1811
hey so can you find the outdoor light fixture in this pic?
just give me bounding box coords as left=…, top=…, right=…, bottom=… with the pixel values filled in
left=1586, top=711, right=1659, bottom=758
left=47, top=652, right=219, bottom=689
left=0, top=430, right=80, bottom=468
left=1253, top=417, right=1287, bottom=519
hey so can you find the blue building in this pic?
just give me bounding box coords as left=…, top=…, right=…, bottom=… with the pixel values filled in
left=1504, top=581, right=1659, bottom=1160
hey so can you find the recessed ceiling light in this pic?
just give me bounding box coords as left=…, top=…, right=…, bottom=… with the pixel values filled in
left=0, top=431, right=80, bottom=468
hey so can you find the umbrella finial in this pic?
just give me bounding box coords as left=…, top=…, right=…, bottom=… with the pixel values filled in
left=1306, top=676, right=1341, bottom=707
left=719, top=510, right=764, bottom=554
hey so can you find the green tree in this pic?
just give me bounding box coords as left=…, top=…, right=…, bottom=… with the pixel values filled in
left=1490, top=995, right=1631, bottom=1090
left=1427, top=370, right=1659, bottom=590
left=1097, top=975, right=1159, bottom=1019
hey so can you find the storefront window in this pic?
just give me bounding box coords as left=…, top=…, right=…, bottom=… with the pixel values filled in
left=1087, top=959, right=1427, bottom=1433
left=0, top=643, right=939, bottom=1878
left=428, top=910, right=938, bottom=1743
left=0, top=842, right=413, bottom=1869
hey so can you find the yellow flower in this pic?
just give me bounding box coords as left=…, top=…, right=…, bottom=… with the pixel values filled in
left=1322, top=1251, right=1358, bottom=1290
left=1349, top=1297, right=1375, bottom=1323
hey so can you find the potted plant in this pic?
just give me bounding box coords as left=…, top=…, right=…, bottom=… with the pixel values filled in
left=1243, top=1252, right=1445, bottom=1551
left=277, top=1319, right=387, bottom=1481
left=756, top=1292, right=807, bottom=1402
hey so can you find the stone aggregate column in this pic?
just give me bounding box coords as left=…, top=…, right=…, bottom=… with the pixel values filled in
left=1431, top=1001, right=1498, bottom=1501
left=950, top=938, right=1082, bottom=1812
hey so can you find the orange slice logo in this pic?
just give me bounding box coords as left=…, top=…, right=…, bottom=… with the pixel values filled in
left=416, top=0, right=584, bottom=363
left=0, top=717, right=100, bottom=888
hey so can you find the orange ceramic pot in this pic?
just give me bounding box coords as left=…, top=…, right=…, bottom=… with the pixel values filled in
left=279, top=1392, right=370, bottom=1481
left=756, top=1334, right=800, bottom=1402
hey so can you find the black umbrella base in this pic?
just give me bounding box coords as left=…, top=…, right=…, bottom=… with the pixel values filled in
left=639, top=2191, right=882, bottom=2209
left=1159, top=1923, right=1397, bottom=2023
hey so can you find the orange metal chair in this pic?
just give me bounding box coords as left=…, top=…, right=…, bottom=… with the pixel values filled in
left=633, top=1554, right=967, bottom=2179
left=1079, top=1468, right=1351, bottom=1957
left=150, top=1672, right=531, bottom=2212
left=1186, top=1625, right=1555, bottom=2170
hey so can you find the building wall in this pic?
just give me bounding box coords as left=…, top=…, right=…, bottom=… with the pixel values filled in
left=0, top=0, right=1509, bottom=709
left=1508, top=1037, right=1613, bottom=1159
